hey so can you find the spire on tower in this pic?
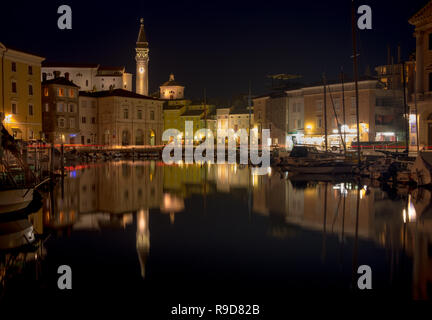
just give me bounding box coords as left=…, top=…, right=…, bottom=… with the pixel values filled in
left=137, top=18, right=148, bottom=48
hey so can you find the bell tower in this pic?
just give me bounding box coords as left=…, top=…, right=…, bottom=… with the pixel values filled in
left=135, top=18, right=149, bottom=95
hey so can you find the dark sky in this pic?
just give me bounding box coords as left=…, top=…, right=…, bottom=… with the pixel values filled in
left=0, top=0, right=428, bottom=103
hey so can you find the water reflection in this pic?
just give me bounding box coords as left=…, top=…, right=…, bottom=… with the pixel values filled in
left=1, top=161, right=432, bottom=300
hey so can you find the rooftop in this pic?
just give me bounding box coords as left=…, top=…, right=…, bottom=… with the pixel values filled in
left=79, top=88, right=159, bottom=100
left=42, top=77, right=80, bottom=88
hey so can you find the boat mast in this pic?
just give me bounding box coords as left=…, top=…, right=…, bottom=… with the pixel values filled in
left=341, top=68, right=346, bottom=154
left=402, top=60, right=409, bottom=153
left=323, top=73, right=328, bottom=152
left=414, top=61, right=419, bottom=152
left=351, top=0, right=361, bottom=165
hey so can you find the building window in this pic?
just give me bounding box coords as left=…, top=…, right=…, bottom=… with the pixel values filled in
left=316, top=100, right=323, bottom=113
left=150, top=110, right=155, bottom=120
left=45, top=103, right=49, bottom=112
left=124, top=108, right=129, bottom=119
left=44, top=87, right=49, bottom=96
left=429, top=33, right=432, bottom=50
left=91, top=117, right=96, bottom=124
left=28, top=66, right=33, bottom=75
left=70, top=118, right=75, bottom=129
left=11, top=62, right=16, bottom=72
left=86, top=80, right=89, bottom=87
left=57, top=102, right=64, bottom=112
left=11, top=81, right=17, bottom=93
left=69, top=104, right=75, bottom=112
left=28, top=84, right=33, bottom=96
left=82, top=117, right=86, bottom=124
left=28, top=104, right=33, bottom=116
left=69, top=89, right=75, bottom=97
left=11, top=103, right=17, bottom=114
left=137, top=109, right=142, bottom=119
left=316, top=117, right=322, bottom=128
left=58, top=117, right=65, bottom=128
left=57, top=88, right=64, bottom=97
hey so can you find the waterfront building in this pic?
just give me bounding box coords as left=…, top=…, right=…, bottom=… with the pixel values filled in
left=0, top=43, right=45, bottom=140
left=42, top=63, right=132, bottom=92
left=78, top=93, right=98, bottom=144
left=409, top=1, right=432, bottom=148
left=253, top=92, right=289, bottom=146
left=302, top=79, right=405, bottom=148
left=41, top=73, right=80, bottom=144
left=82, top=89, right=163, bottom=146
left=254, top=79, right=405, bottom=149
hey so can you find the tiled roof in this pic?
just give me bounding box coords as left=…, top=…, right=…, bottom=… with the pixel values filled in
left=79, top=89, right=160, bottom=100
left=42, top=77, right=80, bottom=88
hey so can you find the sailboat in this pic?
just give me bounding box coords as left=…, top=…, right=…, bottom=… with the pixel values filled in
left=0, top=121, right=37, bottom=214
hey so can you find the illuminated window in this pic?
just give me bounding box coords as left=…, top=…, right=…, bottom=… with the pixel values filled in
left=69, top=89, right=75, bottom=97
left=57, top=88, right=64, bottom=97
left=45, top=103, right=49, bottom=112
left=44, top=87, right=49, bottom=96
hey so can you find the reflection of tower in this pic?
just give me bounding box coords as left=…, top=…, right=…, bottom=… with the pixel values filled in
left=136, top=208, right=150, bottom=278
left=135, top=18, right=149, bottom=95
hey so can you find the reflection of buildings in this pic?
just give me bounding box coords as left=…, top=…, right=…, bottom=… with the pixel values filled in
left=40, top=162, right=432, bottom=299
left=136, top=208, right=150, bottom=278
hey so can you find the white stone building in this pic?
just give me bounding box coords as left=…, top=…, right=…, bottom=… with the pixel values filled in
left=82, top=89, right=164, bottom=146
left=42, top=63, right=132, bottom=92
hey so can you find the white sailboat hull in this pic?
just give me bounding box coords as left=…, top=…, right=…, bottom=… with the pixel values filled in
left=0, top=188, right=34, bottom=214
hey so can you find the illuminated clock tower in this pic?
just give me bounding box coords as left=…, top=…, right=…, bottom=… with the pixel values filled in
left=135, top=18, right=149, bottom=95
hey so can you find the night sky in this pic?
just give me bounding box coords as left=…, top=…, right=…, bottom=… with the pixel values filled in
left=0, top=0, right=428, bottom=102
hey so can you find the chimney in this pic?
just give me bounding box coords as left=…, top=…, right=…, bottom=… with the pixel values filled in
left=65, top=72, right=70, bottom=81
left=42, top=72, right=47, bottom=82
left=53, top=70, right=61, bottom=78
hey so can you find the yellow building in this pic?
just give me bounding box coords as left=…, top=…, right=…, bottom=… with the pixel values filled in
left=0, top=43, right=45, bottom=140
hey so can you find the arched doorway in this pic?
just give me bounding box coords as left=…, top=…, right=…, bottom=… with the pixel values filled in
left=149, top=129, right=155, bottom=146
left=136, top=129, right=144, bottom=145
left=122, top=130, right=130, bottom=146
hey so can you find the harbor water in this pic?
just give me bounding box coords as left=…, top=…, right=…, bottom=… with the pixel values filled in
left=1, top=161, right=430, bottom=306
